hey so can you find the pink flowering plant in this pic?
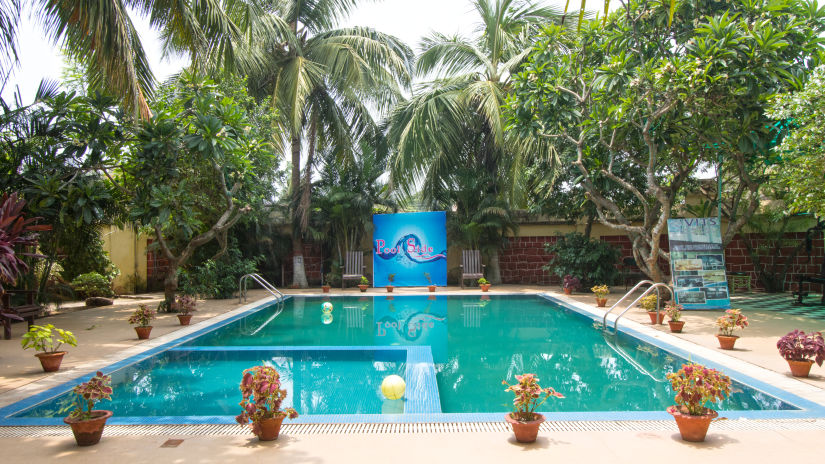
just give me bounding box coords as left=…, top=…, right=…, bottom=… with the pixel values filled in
left=172, top=295, right=197, bottom=315
left=68, top=371, right=113, bottom=420
left=665, top=302, right=683, bottom=322
left=502, top=373, right=564, bottom=422
left=715, top=309, right=748, bottom=336
left=666, top=363, right=731, bottom=416
left=127, top=304, right=156, bottom=327
left=776, top=330, right=825, bottom=365
left=236, top=365, right=298, bottom=432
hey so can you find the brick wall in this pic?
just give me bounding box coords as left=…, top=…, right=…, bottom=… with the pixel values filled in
left=498, top=232, right=825, bottom=292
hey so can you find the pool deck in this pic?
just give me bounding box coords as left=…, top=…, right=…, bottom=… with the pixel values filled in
left=1, top=285, right=824, bottom=462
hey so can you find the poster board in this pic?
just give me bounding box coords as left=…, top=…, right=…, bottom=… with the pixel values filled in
left=667, top=217, right=732, bottom=310
left=373, top=212, right=447, bottom=287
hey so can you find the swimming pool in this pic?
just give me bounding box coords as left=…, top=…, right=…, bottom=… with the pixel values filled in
left=2, top=294, right=824, bottom=425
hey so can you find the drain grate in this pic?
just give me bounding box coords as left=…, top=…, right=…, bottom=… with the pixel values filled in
left=1, top=419, right=824, bottom=438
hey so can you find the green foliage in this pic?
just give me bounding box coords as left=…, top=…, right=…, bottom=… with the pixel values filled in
left=639, top=294, right=658, bottom=312
left=70, top=272, right=114, bottom=299
left=542, top=233, right=620, bottom=287
left=667, top=363, right=731, bottom=416
left=21, top=324, right=78, bottom=353
left=359, top=276, right=369, bottom=286
left=179, top=247, right=262, bottom=300
left=128, top=304, right=156, bottom=326
left=58, top=226, right=119, bottom=283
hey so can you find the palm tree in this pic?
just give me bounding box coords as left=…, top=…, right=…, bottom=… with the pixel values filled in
left=0, top=0, right=278, bottom=119
left=245, top=0, right=413, bottom=288
left=387, top=0, right=563, bottom=282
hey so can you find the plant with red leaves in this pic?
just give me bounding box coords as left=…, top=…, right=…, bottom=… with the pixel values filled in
left=69, top=371, right=113, bottom=421
left=502, top=373, right=564, bottom=422
left=666, top=363, right=731, bottom=416
left=777, top=330, right=825, bottom=365
left=0, top=193, right=49, bottom=291
left=235, top=365, right=298, bottom=433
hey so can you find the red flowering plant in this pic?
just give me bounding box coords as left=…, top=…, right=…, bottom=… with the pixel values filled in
left=715, top=309, right=748, bottom=336
left=236, top=365, right=298, bottom=432
left=666, top=363, right=731, bottom=416
left=776, top=330, right=825, bottom=365
left=502, top=373, right=564, bottom=422
left=68, top=371, right=113, bottom=420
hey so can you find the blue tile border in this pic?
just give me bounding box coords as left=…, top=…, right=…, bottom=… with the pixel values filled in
left=1, top=293, right=824, bottom=426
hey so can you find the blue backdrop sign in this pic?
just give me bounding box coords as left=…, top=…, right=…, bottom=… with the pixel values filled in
left=667, top=217, right=732, bottom=310
left=373, top=212, right=447, bottom=287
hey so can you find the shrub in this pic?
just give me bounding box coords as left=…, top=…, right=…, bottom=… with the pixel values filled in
left=543, top=233, right=620, bottom=287
left=70, top=272, right=114, bottom=299
left=179, top=248, right=262, bottom=299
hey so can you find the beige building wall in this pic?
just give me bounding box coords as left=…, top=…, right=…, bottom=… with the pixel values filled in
left=101, top=225, right=147, bottom=294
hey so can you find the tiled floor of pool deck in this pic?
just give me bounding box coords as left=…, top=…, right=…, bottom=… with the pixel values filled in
left=1, top=286, right=825, bottom=462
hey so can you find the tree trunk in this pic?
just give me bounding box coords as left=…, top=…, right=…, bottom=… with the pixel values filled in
left=291, top=133, right=308, bottom=288
left=487, top=250, right=502, bottom=284
left=583, top=210, right=595, bottom=239
left=163, top=269, right=178, bottom=311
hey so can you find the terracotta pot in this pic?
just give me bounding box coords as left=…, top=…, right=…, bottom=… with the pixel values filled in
left=177, top=315, right=193, bottom=326
left=596, top=297, right=607, bottom=307
left=386, top=286, right=394, bottom=293
left=787, top=359, right=814, bottom=377
left=505, top=412, right=545, bottom=443
left=716, top=334, right=738, bottom=350
left=428, top=286, right=436, bottom=292
left=669, top=407, right=718, bottom=442
left=647, top=311, right=665, bottom=324
left=668, top=320, right=685, bottom=333
left=358, top=284, right=368, bottom=293
left=35, top=351, right=67, bottom=372
left=64, top=410, right=113, bottom=446
left=254, top=415, right=286, bottom=441
left=134, top=326, right=153, bottom=340
left=563, top=287, right=573, bottom=295
left=322, top=285, right=331, bottom=293
left=480, top=284, right=491, bottom=292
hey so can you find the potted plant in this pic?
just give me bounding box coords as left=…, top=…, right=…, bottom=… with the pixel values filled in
left=562, top=275, right=580, bottom=295
left=128, top=304, right=156, bottom=339
left=63, top=371, right=114, bottom=446
left=776, top=330, right=825, bottom=377
left=666, top=362, right=731, bottom=442
left=235, top=365, right=299, bottom=441
left=386, top=273, right=395, bottom=293
left=478, top=277, right=491, bottom=292
left=715, top=309, right=748, bottom=350
left=424, top=272, right=436, bottom=292
left=322, top=273, right=332, bottom=293
left=502, top=373, right=564, bottom=443
left=358, top=276, right=369, bottom=292
left=639, top=294, right=663, bottom=324
left=591, top=284, right=609, bottom=307
left=172, top=294, right=197, bottom=326
left=665, top=302, right=685, bottom=333
left=20, top=324, right=78, bottom=372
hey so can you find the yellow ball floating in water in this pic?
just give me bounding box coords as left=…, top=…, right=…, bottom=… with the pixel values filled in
left=381, top=375, right=406, bottom=400
left=322, top=302, right=333, bottom=313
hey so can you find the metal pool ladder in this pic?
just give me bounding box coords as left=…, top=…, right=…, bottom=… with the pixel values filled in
left=602, top=280, right=674, bottom=331
left=239, top=273, right=284, bottom=304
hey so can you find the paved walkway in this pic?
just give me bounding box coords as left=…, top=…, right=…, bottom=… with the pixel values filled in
left=1, top=285, right=824, bottom=462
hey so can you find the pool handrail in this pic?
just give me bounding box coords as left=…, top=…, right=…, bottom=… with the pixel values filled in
left=607, top=283, right=675, bottom=331
left=602, top=280, right=654, bottom=328
left=239, top=273, right=284, bottom=304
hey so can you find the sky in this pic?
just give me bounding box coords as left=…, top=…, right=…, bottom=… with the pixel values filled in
left=2, top=0, right=610, bottom=103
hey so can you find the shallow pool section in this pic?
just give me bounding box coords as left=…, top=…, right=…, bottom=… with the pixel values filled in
left=2, top=294, right=823, bottom=425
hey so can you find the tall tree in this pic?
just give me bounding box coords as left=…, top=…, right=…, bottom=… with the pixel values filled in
left=244, top=0, right=413, bottom=288
left=388, top=0, right=563, bottom=282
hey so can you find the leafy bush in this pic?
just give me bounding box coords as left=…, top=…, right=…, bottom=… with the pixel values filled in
left=179, top=248, right=262, bottom=299
left=543, top=233, right=620, bottom=287
left=70, top=272, right=114, bottom=299
left=776, top=330, right=825, bottom=365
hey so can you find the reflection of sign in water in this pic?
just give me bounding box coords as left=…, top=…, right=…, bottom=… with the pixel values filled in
left=373, top=212, right=447, bottom=287
left=667, top=218, right=731, bottom=310
left=373, top=296, right=447, bottom=363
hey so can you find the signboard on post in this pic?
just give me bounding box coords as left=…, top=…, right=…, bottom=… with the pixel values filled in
left=667, top=217, right=732, bottom=310
left=373, top=212, right=447, bottom=287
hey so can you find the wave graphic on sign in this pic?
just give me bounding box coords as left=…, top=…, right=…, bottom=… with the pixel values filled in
left=374, top=233, right=446, bottom=263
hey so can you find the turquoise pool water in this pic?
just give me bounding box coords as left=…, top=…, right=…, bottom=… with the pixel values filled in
left=13, top=295, right=793, bottom=419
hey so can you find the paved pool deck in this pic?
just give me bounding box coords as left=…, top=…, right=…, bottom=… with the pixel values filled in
left=1, top=285, right=824, bottom=462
